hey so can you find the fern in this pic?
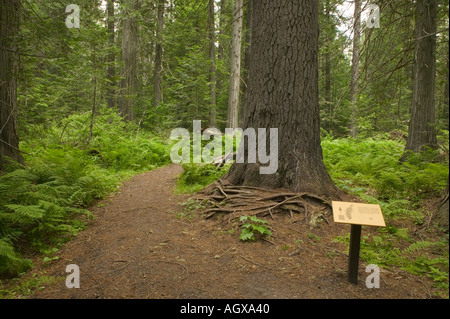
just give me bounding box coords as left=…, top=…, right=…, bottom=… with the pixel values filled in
left=403, top=241, right=437, bottom=254
left=4, top=204, right=45, bottom=223
left=0, top=239, right=32, bottom=275
left=0, top=109, right=185, bottom=278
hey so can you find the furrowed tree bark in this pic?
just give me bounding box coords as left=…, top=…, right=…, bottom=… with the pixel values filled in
left=442, top=46, right=449, bottom=130
left=208, top=0, right=217, bottom=128
left=153, top=0, right=165, bottom=109
left=118, top=0, right=138, bottom=121
left=222, top=0, right=340, bottom=198
left=0, top=0, right=24, bottom=169
left=349, top=0, right=361, bottom=138
left=324, top=0, right=332, bottom=132
left=227, top=0, right=243, bottom=130
left=241, top=0, right=252, bottom=123
left=217, top=0, right=227, bottom=61
left=403, top=0, right=438, bottom=156
left=106, top=0, right=116, bottom=109
left=433, top=179, right=449, bottom=232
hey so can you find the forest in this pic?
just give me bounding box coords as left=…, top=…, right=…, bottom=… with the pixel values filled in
left=0, top=0, right=449, bottom=300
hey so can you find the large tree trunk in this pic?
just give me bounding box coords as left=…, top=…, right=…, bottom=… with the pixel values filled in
left=106, top=0, right=116, bottom=109
left=208, top=0, right=217, bottom=128
left=443, top=48, right=449, bottom=130
left=0, top=0, right=24, bottom=169
left=349, top=0, right=361, bottom=138
left=227, top=0, right=243, bottom=129
left=223, top=0, right=339, bottom=198
left=323, top=0, right=332, bottom=132
left=118, top=0, right=138, bottom=121
left=433, top=179, right=449, bottom=232
left=240, top=0, right=252, bottom=122
left=153, top=0, right=164, bottom=109
left=403, top=0, right=438, bottom=155
left=217, top=0, right=227, bottom=62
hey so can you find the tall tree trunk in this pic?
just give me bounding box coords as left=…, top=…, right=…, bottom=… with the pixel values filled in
left=349, top=0, right=361, bottom=138
left=0, top=0, right=24, bottom=169
left=89, top=47, right=97, bottom=145
left=208, top=0, right=217, bottom=128
left=403, top=0, right=438, bottom=155
left=227, top=0, right=243, bottom=129
left=223, top=0, right=339, bottom=198
left=433, top=178, right=449, bottom=232
left=443, top=49, right=449, bottom=130
left=240, top=0, right=252, bottom=122
left=324, top=0, right=332, bottom=132
left=106, top=0, right=116, bottom=109
left=218, top=0, right=227, bottom=61
left=153, top=0, right=165, bottom=108
left=216, top=0, right=228, bottom=116
left=118, top=0, right=138, bottom=121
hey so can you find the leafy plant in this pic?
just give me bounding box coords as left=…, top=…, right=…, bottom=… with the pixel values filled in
left=239, top=215, right=272, bottom=241
left=402, top=241, right=439, bottom=254
left=333, top=231, right=449, bottom=296
left=176, top=163, right=231, bottom=193
left=176, top=199, right=207, bottom=220
left=0, top=109, right=173, bottom=278
left=0, top=273, right=60, bottom=299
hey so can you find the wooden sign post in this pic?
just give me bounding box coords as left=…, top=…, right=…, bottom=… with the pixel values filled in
left=331, top=201, right=386, bottom=285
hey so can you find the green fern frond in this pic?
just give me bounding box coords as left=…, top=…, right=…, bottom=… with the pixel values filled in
left=5, top=204, right=45, bottom=221
left=0, top=238, right=33, bottom=275
left=65, top=207, right=94, bottom=219
left=0, top=169, right=37, bottom=183
left=403, top=241, right=437, bottom=254
left=0, top=224, right=22, bottom=242
left=0, top=238, right=18, bottom=259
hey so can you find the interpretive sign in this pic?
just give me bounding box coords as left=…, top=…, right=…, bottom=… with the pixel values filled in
left=331, top=201, right=386, bottom=285
left=332, top=201, right=385, bottom=227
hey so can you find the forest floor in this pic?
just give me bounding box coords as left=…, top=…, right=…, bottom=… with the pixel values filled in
left=21, top=164, right=439, bottom=299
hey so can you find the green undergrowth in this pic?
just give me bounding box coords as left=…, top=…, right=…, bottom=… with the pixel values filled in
left=334, top=232, right=449, bottom=297
left=176, top=163, right=231, bottom=193
left=178, top=133, right=449, bottom=296
left=175, top=133, right=239, bottom=193
left=0, top=108, right=171, bottom=279
left=322, top=133, right=449, bottom=297
left=0, top=273, right=62, bottom=298
left=322, top=134, right=448, bottom=229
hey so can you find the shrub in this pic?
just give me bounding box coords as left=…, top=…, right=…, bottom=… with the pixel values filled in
left=0, top=109, right=172, bottom=278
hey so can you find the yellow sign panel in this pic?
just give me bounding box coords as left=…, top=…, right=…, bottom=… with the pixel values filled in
left=332, top=201, right=386, bottom=227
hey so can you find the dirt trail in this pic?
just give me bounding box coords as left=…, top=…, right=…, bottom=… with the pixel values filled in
left=28, top=164, right=434, bottom=299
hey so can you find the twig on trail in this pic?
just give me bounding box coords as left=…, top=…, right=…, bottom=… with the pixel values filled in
left=261, top=237, right=276, bottom=245
left=239, top=255, right=275, bottom=270
left=108, top=261, right=131, bottom=274
left=213, top=246, right=236, bottom=258
left=268, top=208, right=275, bottom=220
left=288, top=249, right=302, bottom=256
left=147, top=260, right=188, bottom=277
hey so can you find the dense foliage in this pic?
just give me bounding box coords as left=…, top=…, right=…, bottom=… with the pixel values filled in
left=0, top=110, right=171, bottom=277
left=177, top=134, right=449, bottom=295
left=0, top=0, right=448, bottom=298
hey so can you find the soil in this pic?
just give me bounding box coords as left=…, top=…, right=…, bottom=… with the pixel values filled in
left=22, top=164, right=439, bottom=299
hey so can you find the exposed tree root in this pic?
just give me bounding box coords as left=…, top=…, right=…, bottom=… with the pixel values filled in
left=194, top=180, right=333, bottom=227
